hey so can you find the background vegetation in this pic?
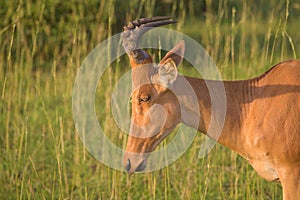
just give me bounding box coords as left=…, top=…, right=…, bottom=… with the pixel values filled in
left=1, top=0, right=299, bottom=199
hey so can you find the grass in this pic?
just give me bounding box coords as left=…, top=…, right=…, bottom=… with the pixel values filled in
left=1, top=0, right=299, bottom=199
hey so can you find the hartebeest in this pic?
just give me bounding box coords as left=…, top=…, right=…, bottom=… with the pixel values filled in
left=121, top=17, right=300, bottom=199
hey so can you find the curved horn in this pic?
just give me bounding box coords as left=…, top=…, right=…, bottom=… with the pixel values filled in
left=121, top=16, right=177, bottom=64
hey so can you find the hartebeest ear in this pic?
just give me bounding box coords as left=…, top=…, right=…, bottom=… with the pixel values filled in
left=157, top=40, right=185, bottom=85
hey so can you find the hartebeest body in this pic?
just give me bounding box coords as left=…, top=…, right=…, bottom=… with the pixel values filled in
left=121, top=17, right=300, bottom=199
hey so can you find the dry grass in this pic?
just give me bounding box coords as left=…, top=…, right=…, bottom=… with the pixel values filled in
left=1, top=0, right=299, bottom=199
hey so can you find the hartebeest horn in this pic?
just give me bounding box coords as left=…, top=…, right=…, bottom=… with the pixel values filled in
left=121, top=16, right=177, bottom=65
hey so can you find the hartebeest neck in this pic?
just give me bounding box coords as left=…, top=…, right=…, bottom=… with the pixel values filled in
left=177, top=75, right=259, bottom=156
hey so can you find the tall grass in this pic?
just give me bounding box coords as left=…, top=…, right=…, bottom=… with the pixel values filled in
left=1, top=0, right=299, bottom=199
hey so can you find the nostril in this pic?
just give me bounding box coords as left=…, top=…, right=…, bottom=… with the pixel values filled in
left=125, top=159, right=131, bottom=172
left=136, top=160, right=146, bottom=172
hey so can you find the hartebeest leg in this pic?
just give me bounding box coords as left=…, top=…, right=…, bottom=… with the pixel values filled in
left=278, top=164, right=300, bottom=200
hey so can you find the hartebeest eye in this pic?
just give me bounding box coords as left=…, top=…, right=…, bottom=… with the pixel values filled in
left=139, top=95, right=151, bottom=102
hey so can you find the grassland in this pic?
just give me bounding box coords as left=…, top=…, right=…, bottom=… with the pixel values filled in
left=1, top=0, right=300, bottom=199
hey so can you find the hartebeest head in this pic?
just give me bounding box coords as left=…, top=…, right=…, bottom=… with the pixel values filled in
left=121, top=17, right=185, bottom=173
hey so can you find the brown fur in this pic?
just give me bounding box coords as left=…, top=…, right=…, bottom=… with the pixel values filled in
left=124, top=41, right=300, bottom=200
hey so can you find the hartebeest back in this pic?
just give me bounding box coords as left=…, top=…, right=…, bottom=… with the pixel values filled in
left=121, top=17, right=300, bottom=200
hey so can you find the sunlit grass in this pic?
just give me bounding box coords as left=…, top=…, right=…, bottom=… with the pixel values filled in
left=1, top=0, right=299, bottom=199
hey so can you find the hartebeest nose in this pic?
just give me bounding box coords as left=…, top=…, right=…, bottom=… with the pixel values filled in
left=125, top=158, right=146, bottom=173
left=125, top=159, right=131, bottom=172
